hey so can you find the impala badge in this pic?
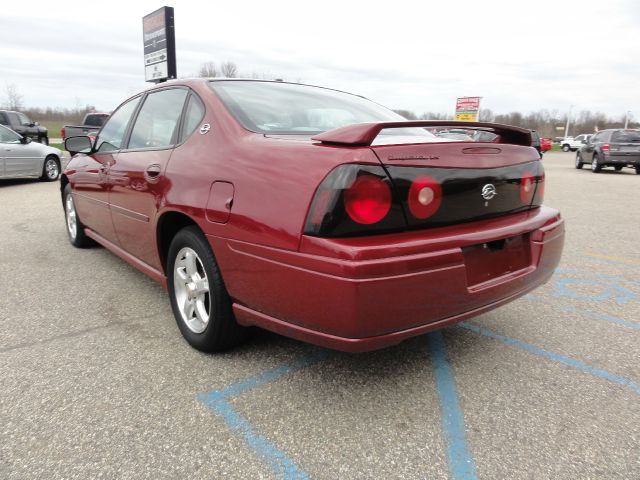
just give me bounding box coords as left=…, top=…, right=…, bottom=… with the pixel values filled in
left=199, top=123, right=211, bottom=134
left=481, top=184, right=497, bottom=205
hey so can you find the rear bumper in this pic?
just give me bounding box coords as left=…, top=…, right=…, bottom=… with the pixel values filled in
left=209, top=206, right=564, bottom=352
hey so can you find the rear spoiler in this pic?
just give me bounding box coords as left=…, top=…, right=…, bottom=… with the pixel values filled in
left=311, top=121, right=532, bottom=147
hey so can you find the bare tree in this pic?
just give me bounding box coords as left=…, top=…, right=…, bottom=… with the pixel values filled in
left=4, top=83, right=24, bottom=110
left=393, top=109, right=417, bottom=120
left=198, top=61, right=218, bottom=78
left=220, top=61, right=238, bottom=78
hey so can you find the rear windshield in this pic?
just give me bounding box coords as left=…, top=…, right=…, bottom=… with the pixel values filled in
left=85, top=114, right=108, bottom=127
left=611, top=130, right=640, bottom=143
left=209, top=80, right=405, bottom=135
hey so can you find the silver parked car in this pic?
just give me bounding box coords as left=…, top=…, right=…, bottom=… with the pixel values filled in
left=0, top=124, right=62, bottom=181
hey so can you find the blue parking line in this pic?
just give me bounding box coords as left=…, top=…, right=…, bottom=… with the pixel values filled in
left=198, top=352, right=328, bottom=480
left=459, top=322, right=640, bottom=396
left=525, top=294, right=640, bottom=332
left=206, top=398, right=309, bottom=480
left=427, top=331, right=479, bottom=480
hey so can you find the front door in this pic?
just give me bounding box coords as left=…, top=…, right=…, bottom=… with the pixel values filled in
left=0, top=126, right=39, bottom=177
left=72, top=95, right=142, bottom=244
left=108, top=87, right=189, bottom=270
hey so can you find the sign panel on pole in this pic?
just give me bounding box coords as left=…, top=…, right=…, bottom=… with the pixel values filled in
left=143, top=6, right=176, bottom=83
left=455, top=96, right=481, bottom=122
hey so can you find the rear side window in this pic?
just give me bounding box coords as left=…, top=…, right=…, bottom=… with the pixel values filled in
left=0, top=112, right=8, bottom=125
left=128, top=88, right=188, bottom=150
left=611, top=130, right=640, bottom=143
left=96, top=96, right=141, bottom=153
left=180, top=94, right=205, bottom=142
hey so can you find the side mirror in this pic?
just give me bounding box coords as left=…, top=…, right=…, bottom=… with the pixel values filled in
left=20, top=136, right=32, bottom=144
left=581, top=140, right=587, bottom=144
left=65, top=135, right=94, bottom=155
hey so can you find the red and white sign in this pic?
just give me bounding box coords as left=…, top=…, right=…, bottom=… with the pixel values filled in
left=455, top=96, right=481, bottom=122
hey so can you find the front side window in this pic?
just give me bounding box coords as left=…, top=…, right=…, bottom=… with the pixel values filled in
left=0, top=125, right=21, bottom=143
left=128, top=88, right=188, bottom=150
left=17, top=113, right=31, bottom=125
left=95, top=97, right=141, bottom=153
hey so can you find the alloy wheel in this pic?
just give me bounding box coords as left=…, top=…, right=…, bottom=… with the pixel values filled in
left=173, top=247, right=211, bottom=334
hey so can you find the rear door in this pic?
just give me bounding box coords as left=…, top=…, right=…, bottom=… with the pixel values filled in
left=107, top=87, right=193, bottom=270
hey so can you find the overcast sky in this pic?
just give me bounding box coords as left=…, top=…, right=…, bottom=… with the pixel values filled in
left=1, top=0, right=638, bottom=119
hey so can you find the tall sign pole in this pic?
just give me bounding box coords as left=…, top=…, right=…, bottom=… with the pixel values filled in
left=142, top=6, right=176, bottom=83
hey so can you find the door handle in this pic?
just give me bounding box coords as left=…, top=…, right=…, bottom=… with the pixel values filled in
left=145, top=164, right=162, bottom=180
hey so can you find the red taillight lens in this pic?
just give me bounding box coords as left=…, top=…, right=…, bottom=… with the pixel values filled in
left=601, top=143, right=610, bottom=152
left=304, top=165, right=405, bottom=237
left=520, top=170, right=535, bottom=204
left=408, top=176, right=442, bottom=219
left=60, top=127, right=65, bottom=138
left=344, top=175, right=391, bottom=224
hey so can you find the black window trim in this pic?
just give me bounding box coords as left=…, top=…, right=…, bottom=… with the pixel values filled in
left=118, top=85, right=194, bottom=153
left=94, top=94, right=144, bottom=156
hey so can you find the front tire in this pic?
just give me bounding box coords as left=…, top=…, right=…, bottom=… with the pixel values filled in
left=635, top=166, right=640, bottom=175
left=167, top=226, right=246, bottom=352
left=562, top=144, right=570, bottom=152
left=575, top=153, right=584, bottom=169
left=41, top=155, right=60, bottom=181
left=591, top=154, right=602, bottom=173
left=614, top=166, right=623, bottom=171
left=63, top=184, right=93, bottom=247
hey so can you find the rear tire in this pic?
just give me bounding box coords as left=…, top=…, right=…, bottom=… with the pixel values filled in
left=41, top=155, right=60, bottom=181
left=591, top=155, right=602, bottom=173
left=63, top=184, right=93, bottom=248
left=575, top=153, right=583, bottom=169
left=167, top=226, right=246, bottom=352
left=635, top=166, right=640, bottom=175
left=614, top=166, right=623, bottom=171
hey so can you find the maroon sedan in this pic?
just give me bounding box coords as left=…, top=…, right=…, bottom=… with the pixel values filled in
left=62, top=79, right=564, bottom=352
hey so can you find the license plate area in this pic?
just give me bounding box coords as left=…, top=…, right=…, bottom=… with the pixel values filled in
left=463, top=234, right=531, bottom=287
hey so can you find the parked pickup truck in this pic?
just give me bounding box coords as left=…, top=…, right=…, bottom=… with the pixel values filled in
left=61, top=113, right=110, bottom=140
left=560, top=134, right=592, bottom=152
left=0, top=110, right=49, bottom=144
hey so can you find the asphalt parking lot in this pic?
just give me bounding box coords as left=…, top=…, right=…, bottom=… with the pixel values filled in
left=1, top=150, right=639, bottom=480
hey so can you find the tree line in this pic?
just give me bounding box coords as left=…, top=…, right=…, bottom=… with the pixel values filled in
left=394, top=108, right=636, bottom=139
left=4, top=70, right=636, bottom=138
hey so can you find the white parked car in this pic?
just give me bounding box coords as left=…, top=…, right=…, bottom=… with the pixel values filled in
left=0, top=124, right=62, bottom=181
left=560, top=134, right=592, bottom=152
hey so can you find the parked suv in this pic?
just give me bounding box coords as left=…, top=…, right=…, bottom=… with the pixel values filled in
left=575, top=129, right=640, bottom=173
left=0, top=110, right=49, bottom=144
left=561, top=134, right=591, bottom=152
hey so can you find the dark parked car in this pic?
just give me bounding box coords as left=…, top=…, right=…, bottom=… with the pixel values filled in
left=61, top=112, right=110, bottom=140
left=575, top=129, right=640, bottom=173
left=61, top=79, right=563, bottom=353
left=0, top=110, right=49, bottom=144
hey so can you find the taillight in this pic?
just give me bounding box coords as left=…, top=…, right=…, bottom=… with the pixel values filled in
left=601, top=144, right=610, bottom=152
left=408, top=176, right=442, bottom=219
left=343, top=175, right=391, bottom=224
left=520, top=170, right=535, bottom=204
left=304, top=165, right=405, bottom=237
left=60, top=127, right=65, bottom=138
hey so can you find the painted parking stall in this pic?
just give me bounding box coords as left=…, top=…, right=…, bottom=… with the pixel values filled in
left=1, top=152, right=639, bottom=479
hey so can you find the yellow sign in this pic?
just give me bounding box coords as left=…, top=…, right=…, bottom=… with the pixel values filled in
left=455, top=113, right=478, bottom=122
